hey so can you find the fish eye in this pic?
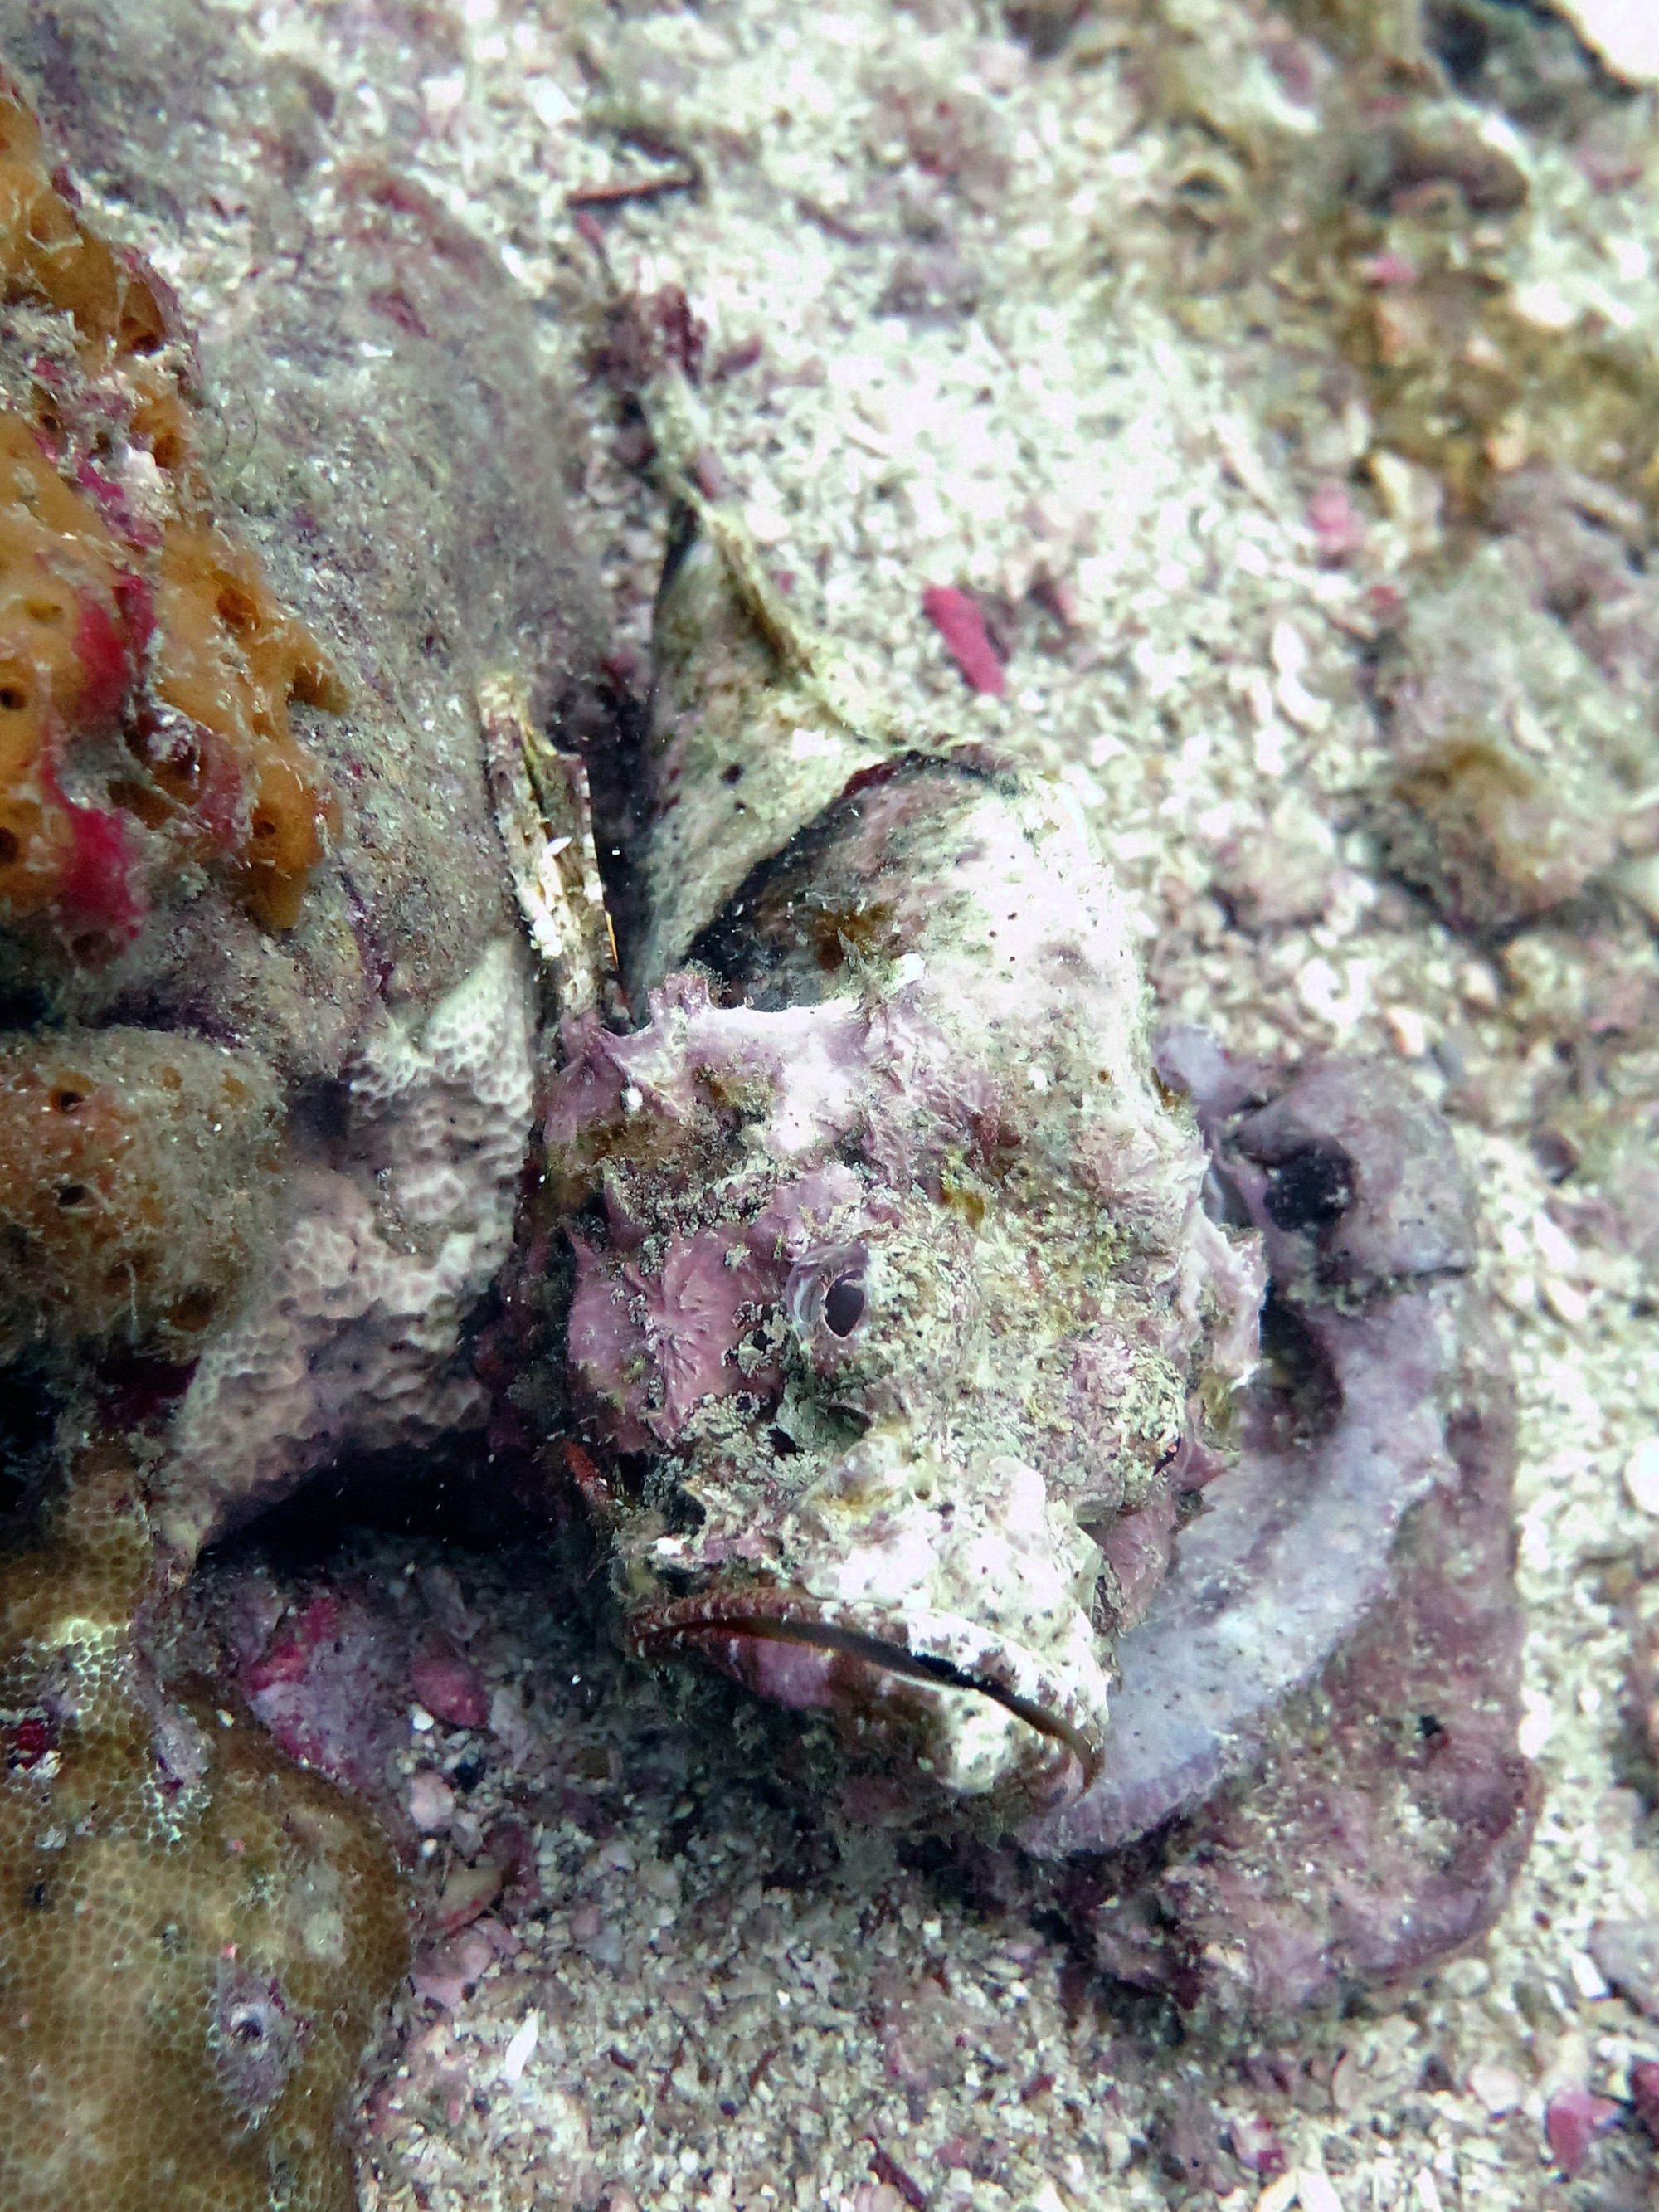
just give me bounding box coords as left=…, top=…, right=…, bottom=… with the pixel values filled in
left=823, top=1274, right=866, bottom=1337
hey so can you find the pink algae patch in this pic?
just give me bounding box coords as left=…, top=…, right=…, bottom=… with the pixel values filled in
left=1545, top=2088, right=1621, bottom=2179
left=56, top=798, right=143, bottom=938
left=410, top=1642, right=490, bottom=1729
left=245, top=1594, right=342, bottom=1693
left=922, top=583, right=1006, bottom=695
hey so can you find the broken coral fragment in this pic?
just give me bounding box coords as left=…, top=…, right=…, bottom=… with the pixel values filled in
left=922, top=583, right=1007, bottom=695
left=1131, top=0, right=1659, bottom=523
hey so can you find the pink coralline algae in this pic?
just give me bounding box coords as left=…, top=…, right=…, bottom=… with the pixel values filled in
left=922, top=583, right=1007, bottom=694
left=410, top=1644, right=490, bottom=1731
left=1545, top=2088, right=1623, bottom=2179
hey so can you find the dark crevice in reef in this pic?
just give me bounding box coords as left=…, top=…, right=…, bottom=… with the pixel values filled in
left=0, top=1366, right=53, bottom=1532
left=575, top=671, right=655, bottom=1013
left=202, top=1435, right=550, bottom=1566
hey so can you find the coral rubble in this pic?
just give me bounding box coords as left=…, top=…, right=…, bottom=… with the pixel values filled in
left=0, top=0, right=1642, bottom=2197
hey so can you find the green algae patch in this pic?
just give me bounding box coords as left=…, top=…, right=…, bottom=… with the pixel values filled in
left=0, top=1448, right=407, bottom=2212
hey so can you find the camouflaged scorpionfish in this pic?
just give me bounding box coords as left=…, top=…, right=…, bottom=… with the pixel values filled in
left=527, top=433, right=1263, bottom=1830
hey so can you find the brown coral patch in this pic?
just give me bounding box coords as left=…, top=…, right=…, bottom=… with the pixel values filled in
left=0, top=1447, right=408, bottom=2211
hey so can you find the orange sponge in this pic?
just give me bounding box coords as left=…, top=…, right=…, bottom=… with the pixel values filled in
left=0, top=74, right=343, bottom=952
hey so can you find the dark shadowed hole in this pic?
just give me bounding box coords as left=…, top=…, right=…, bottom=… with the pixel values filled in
left=204, top=1436, right=534, bottom=1563
left=1262, top=1143, right=1354, bottom=1232
left=824, top=1275, right=865, bottom=1337
left=0, top=1367, right=56, bottom=1534
left=1246, top=1289, right=1344, bottom=1451
left=1425, top=2, right=1491, bottom=89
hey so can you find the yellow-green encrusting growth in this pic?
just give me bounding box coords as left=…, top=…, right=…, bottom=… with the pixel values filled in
left=0, top=1446, right=407, bottom=2211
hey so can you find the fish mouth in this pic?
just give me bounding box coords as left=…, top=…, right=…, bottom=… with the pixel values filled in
left=627, top=1589, right=1104, bottom=1820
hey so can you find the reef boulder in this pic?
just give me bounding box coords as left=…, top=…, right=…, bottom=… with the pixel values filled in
left=1034, top=1048, right=1535, bottom=2021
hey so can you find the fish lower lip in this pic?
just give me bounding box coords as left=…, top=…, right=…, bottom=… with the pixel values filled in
left=628, top=1596, right=1102, bottom=1813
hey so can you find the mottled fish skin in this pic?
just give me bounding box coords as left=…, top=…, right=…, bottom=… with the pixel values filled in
left=540, top=456, right=1262, bottom=1827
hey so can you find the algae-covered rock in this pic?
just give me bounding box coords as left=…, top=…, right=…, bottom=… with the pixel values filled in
left=0, top=0, right=604, bottom=1536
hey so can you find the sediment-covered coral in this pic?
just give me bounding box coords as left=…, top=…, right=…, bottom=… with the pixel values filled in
left=0, top=26, right=609, bottom=2188
left=158, top=935, right=536, bottom=1557
left=0, top=1025, right=282, bottom=1364
left=0, top=1443, right=406, bottom=2210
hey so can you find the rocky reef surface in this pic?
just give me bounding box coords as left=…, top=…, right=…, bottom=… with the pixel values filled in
left=2, top=1, right=1659, bottom=2210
